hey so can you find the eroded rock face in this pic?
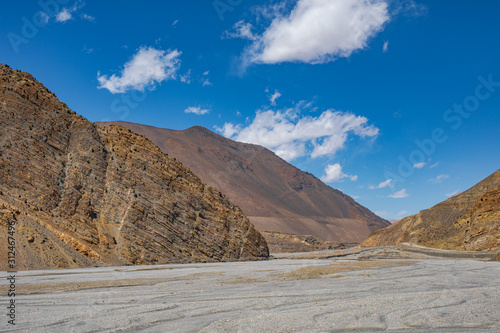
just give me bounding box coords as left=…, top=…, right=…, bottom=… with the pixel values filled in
left=97, top=122, right=390, bottom=244
left=361, top=170, right=500, bottom=251
left=466, top=186, right=500, bottom=251
left=0, top=64, right=268, bottom=270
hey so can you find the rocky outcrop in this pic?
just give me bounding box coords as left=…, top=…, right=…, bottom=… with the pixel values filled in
left=361, top=169, right=500, bottom=250
left=466, top=186, right=500, bottom=251
left=0, top=64, right=268, bottom=270
left=97, top=122, right=390, bottom=244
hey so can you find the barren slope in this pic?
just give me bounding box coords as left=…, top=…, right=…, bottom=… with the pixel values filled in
left=0, top=64, right=268, bottom=270
left=466, top=185, right=500, bottom=251
left=98, top=121, right=390, bottom=243
left=362, top=169, right=500, bottom=250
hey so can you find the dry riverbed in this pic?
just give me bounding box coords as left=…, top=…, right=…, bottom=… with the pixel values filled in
left=1, top=247, right=499, bottom=332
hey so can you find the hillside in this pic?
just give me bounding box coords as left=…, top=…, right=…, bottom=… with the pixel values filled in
left=0, top=64, right=268, bottom=270
left=362, top=169, right=500, bottom=251
left=98, top=121, right=390, bottom=244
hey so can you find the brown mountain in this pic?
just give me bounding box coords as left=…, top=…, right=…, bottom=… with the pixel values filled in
left=467, top=185, right=500, bottom=252
left=0, top=64, right=268, bottom=270
left=98, top=121, right=390, bottom=244
left=361, top=169, right=500, bottom=251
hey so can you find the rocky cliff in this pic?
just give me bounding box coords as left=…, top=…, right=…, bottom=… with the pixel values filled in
left=361, top=169, right=500, bottom=250
left=97, top=122, right=390, bottom=244
left=466, top=186, right=500, bottom=251
left=0, top=64, right=268, bottom=270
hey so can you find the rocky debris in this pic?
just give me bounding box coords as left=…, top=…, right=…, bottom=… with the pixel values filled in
left=362, top=169, right=500, bottom=251
left=262, top=231, right=345, bottom=253
left=0, top=63, right=268, bottom=270
left=97, top=121, right=390, bottom=244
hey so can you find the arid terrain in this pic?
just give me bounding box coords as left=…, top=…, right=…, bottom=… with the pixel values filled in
left=261, top=230, right=346, bottom=253
left=362, top=170, right=500, bottom=251
left=1, top=247, right=499, bottom=332
left=0, top=64, right=268, bottom=270
left=98, top=121, right=390, bottom=244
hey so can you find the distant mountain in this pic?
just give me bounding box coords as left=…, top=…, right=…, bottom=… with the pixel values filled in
left=362, top=169, right=500, bottom=251
left=0, top=64, right=268, bottom=270
left=98, top=121, right=390, bottom=244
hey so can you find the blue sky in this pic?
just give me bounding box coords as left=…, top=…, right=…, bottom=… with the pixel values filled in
left=1, top=0, right=500, bottom=221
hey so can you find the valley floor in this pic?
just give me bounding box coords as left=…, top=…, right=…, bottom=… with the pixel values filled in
left=1, top=247, right=499, bottom=332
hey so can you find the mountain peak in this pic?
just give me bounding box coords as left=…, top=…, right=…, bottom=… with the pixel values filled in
left=100, top=121, right=390, bottom=244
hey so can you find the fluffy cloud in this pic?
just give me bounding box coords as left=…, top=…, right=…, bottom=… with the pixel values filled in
left=97, top=47, right=181, bottom=94
left=216, top=106, right=378, bottom=161
left=428, top=174, right=449, bottom=184
left=240, top=0, right=389, bottom=65
left=389, top=189, right=409, bottom=198
left=321, top=163, right=358, bottom=183
left=269, top=90, right=281, bottom=105
left=56, top=1, right=88, bottom=23
left=369, top=179, right=393, bottom=190
left=222, top=20, right=257, bottom=40
left=184, top=106, right=210, bottom=115
left=56, top=8, right=72, bottom=22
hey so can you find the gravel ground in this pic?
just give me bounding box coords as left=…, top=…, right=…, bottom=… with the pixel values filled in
left=1, top=248, right=499, bottom=332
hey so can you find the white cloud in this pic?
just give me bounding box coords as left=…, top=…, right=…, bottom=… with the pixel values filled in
left=56, top=8, right=73, bottom=22
left=216, top=105, right=378, bottom=161
left=216, top=123, right=240, bottom=138
left=97, top=47, right=181, bottom=94
left=375, top=211, right=390, bottom=219
left=241, top=0, right=390, bottom=65
left=369, top=179, right=393, bottom=190
left=397, top=210, right=409, bottom=216
left=351, top=195, right=360, bottom=199
left=222, top=20, right=258, bottom=40
left=81, top=14, right=95, bottom=21
left=321, top=163, right=358, bottom=183
left=389, top=189, right=409, bottom=199
left=39, top=12, right=50, bottom=24
left=428, top=174, right=449, bottom=184
left=184, top=106, right=210, bottom=115
left=200, top=71, right=212, bottom=86
left=180, top=70, right=191, bottom=84
left=56, top=1, right=87, bottom=23
left=446, top=190, right=460, bottom=198
left=383, top=41, right=389, bottom=53
left=429, top=162, right=440, bottom=168
left=269, top=90, right=281, bottom=105
left=394, top=0, right=428, bottom=17
left=413, top=162, right=426, bottom=169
